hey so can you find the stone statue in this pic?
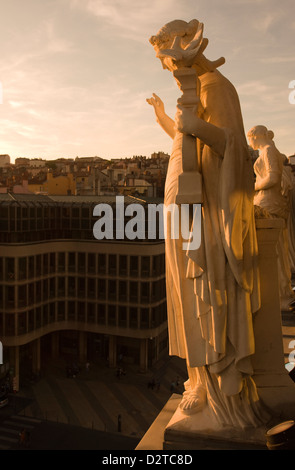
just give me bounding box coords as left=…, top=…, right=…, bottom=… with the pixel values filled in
left=147, top=20, right=269, bottom=429
left=247, top=125, right=295, bottom=311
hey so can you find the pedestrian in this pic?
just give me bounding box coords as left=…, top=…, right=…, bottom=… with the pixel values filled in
left=18, top=428, right=26, bottom=447
left=25, top=429, right=30, bottom=448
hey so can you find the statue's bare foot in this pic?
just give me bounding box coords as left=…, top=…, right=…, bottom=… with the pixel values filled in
left=179, top=385, right=207, bottom=415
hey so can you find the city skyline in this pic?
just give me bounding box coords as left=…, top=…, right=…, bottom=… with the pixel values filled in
left=0, top=0, right=294, bottom=163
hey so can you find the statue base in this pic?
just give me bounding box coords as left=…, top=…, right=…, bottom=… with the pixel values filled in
left=136, top=394, right=268, bottom=450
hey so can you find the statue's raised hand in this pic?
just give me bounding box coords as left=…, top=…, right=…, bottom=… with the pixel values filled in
left=146, top=93, right=165, bottom=119
left=146, top=93, right=176, bottom=139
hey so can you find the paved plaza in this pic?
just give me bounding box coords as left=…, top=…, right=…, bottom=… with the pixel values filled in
left=0, top=353, right=187, bottom=450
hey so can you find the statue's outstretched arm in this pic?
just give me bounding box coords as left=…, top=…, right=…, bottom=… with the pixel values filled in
left=175, top=105, right=226, bottom=157
left=147, top=94, right=176, bottom=140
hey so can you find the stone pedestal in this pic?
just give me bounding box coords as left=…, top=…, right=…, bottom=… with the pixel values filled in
left=136, top=218, right=295, bottom=450
left=252, top=219, right=295, bottom=418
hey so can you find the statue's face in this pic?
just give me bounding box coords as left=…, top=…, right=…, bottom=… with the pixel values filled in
left=247, top=134, right=259, bottom=150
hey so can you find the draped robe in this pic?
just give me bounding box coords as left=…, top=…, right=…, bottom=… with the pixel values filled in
left=164, top=70, right=262, bottom=411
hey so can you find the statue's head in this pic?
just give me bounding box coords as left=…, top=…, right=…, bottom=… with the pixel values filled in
left=149, top=19, right=200, bottom=55
left=247, top=125, right=274, bottom=150
left=149, top=19, right=225, bottom=75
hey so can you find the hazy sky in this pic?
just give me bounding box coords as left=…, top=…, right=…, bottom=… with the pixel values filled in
left=0, top=0, right=294, bottom=162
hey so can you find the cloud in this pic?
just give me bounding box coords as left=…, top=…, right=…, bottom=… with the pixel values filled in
left=261, top=56, right=295, bottom=64
left=66, top=0, right=193, bottom=42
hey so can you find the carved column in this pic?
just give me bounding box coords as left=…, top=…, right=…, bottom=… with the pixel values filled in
left=173, top=68, right=202, bottom=205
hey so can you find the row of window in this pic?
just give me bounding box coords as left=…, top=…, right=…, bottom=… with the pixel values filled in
left=0, top=253, right=165, bottom=282
left=0, top=202, right=164, bottom=243
left=0, top=301, right=167, bottom=336
left=0, top=277, right=166, bottom=309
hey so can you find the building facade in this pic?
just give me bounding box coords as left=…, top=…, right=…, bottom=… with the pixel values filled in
left=0, top=194, right=167, bottom=391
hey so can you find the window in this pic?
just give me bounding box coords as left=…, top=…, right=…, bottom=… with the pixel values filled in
left=36, top=307, right=41, bottom=328
left=78, top=302, right=85, bottom=322
left=18, top=284, right=27, bottom=308
left=49, top=253, right=56, bottom=273
left=98, top=254, right=106, bottom=274
left=58, top=277, right=65, bottom=297
left=58, top=301, right=65, bottom=321
left=119, top=255, right=127, bottom=276
left=18, top=311, right=26, bottom=334
left=43, top=304, right=49, bottom=325
left=119, top=281, right=127, bottom=301
left=43, top=280, right=48, bottom=300
left=118, top=306, right=127, bottom=327
left=141, top=256, right=150, bottom=277
left=5, top=314, right=15, bottom=336
left=68, top=252, right=76, bottom=272
left=68, top=301, right=76, bottom=320
left=87, top=278, right=95, bottom=298
left=97, top=279, right=106, bottom=300
left=68, top=277, right=76, bottom=297
left=87, top=303, right=96, bottom=323
left=108, top=305, right=116, bottom=326
left=36, top=281, right=42, bottom=302
left=129, top=282, right=138, bottom=302
left=28, top=309, right=35, bottom=331
left=97, top=304, right=106, bottom=324
left=58, top=253, right=65, bottom=273
left=49, top=303, right=55, bottom=323
left=141, top=282, right=150, bottom=302
left=108, top=280, right=117, bottom=300
left=108, top=255, right=117, bottom=276
left=5, top=258, right=15, bottom=281
left=5, top=286, right=15, bottom=308
left=140, top=308, right=149, bottom=328
left=18, top=257, right=27, bottom=280
left=43, top=254, right=48, bottom=275
left=28, top=256, right=35, bottom=278
left=49, top=278, right=55, bottom=297
left=78, top=278, right=86, bottom=297
left=36, top=255, right=41, bottom=277
left=130, top=256, right=138, bottom=276
left=88, top=253, right=96, bottom=274
left=129, top=308, right=138, bottom=328
left=78, top=253, right=85, bottom=273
